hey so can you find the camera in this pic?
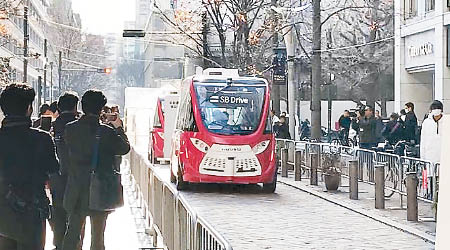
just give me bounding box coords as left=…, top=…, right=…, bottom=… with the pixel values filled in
left=349, top=105, right=366, bottom=118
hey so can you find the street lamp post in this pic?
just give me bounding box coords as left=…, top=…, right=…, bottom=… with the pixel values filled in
left=327, top=73, right=335, bottom=141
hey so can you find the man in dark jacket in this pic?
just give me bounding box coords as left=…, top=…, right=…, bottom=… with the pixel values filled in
left=62, top=90, right=130, bottom=250
left=50, top=92, right=80, bottom=250
left=338, top=110, right=351, bottom=145
left=358, top=106, right=377, bottom=149
left=0, top=84, right=59, bottom=250
left=403, top=102, right=418, bottom=143
left=274, top=116, right=291, bottom=139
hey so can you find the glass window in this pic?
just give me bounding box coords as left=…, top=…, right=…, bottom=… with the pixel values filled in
left=425, top=0, right=435, bottom=12
left=404, top=0, right=417, bottom=19
left=153, top=111, right=162, bottom=128
left=194, top=82, right=266, bottom=135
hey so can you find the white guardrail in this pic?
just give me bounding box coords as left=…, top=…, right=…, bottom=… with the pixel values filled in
left=127, top=148, right=233, bottom=250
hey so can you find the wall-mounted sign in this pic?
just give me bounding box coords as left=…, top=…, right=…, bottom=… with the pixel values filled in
left=404, top=30, right=435, bottom=71
left=408, top=42, right=433, bottom=57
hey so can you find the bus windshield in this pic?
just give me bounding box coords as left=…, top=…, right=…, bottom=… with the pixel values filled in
left=194, top=82, right=266, bottom=135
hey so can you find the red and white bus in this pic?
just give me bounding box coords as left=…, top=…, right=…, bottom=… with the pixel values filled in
left=170, top=68, right=277, bottom=192
left=149, top=92, right=179, bottom=164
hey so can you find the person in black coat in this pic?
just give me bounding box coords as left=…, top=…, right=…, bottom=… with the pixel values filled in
left=275, top=116, right=291, bottom=139
left=358, top=106, right=377, bottom=149
left=403, top=102, right=418, bottom=143
left=62, top=90, right=130, bottom=250
left=0, top=84, right=59, bottom=250
left=49, top=92, right=80, bottom=250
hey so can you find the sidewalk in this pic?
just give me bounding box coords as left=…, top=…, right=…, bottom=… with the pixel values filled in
left=279, top=171, right=436, bottom=244
left=44, top=166, right=153, bottom=250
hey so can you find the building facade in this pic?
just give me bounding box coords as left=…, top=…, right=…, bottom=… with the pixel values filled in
left=0, top=0, right=53, bottom=111
left=395, top=0, right=449, bottom=120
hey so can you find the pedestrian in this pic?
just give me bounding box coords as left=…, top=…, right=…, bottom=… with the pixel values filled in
left=49, top=92, right=81, bottom=250
left=358, top=106, right=377, bottom=149
left=62, top=90, right=130, bottom=250
left=0, top=84, right=59, bottom=250
left=270, top=110, right=280, bottom=127
left=374, top=110, right=385, bottom=143
left=50, top=101, right=59, bottom=120
left=338, top=110, right=351, bottom=145
left=403, top=102, right=418, bottom=143
left=33, top=103, right=52, bottom=128
left=420, top=100, right=443, bottom=163
left=381, top=113, right=403, bottom=145
left=275, top=116, right=291, bottom=139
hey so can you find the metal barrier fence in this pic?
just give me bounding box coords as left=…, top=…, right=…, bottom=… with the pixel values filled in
left=276, top=139, right=440, bottom=203
left=128, top=148, right=233, bottom=250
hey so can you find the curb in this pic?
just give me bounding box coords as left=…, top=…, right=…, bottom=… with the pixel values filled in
left=278, top=178, right=436, bottom=245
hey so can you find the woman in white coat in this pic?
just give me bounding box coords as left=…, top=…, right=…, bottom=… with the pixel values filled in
left=420, top=100, right=444, bottom=164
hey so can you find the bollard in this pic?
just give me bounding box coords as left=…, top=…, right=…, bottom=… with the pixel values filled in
left=310, top=153, right=318, bottom=185
left=288, top=144, right=295, bottom=170
left=406, top=172, right=418, bottom=221
left=281, top=148, right=288, bottom=178
left=349, top=160, right=359, bottom=200
left=294, top=150, right=303, bottom=181
left=375, top=164, right=385, bottom=209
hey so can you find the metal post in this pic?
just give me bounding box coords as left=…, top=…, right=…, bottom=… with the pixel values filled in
left=271, top=0, right=280, bottom=115
left=43, top=39, right=47, bottom=102
left=58, top=51, right=62, bottom=96
left=23, top=0, right=29, bottom=83
left=287, top=29, right=296, bottom=138
left=295, top=150, right=302, bottom=181
left=37, top=76, right=42, bottom=108
left=310, top=153, right=318, bottom=185
left=349, top=160, right=359, bottom=200
left=375, top=164, right=385, bottom=209
left=50, top=62, right=53, bottom=102
left=406, top=172, right=418, bottom=221
left=281, top=148, right=288, bottom=178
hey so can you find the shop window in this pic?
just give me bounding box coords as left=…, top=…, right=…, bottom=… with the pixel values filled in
left=404, top=0, right=417, bottom=19
left=426, top=0, right=434, bottom=12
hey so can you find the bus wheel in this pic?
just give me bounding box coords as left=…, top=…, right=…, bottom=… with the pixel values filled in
left=176, top=165, right=188, bottom=191
left=262, top=171, right=277, bottom=193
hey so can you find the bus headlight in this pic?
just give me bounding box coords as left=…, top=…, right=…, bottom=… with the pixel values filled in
left=190, top=138, right=210, bottom=153
left=252, top=140, right=270, bottom=155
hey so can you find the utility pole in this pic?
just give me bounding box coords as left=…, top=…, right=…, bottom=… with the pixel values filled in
left=311, top=0, right=322, bottom=140
left=286, top=27, right=296, bottom=139
left=58, top=51, right=62, bottom=96
left=43, top=39, right=47, bottom=102
left=271, top=0, right=280, bottom=115
left=326, top=30, right=333, bottom=140
left=23, top=0, right=29, bottom=83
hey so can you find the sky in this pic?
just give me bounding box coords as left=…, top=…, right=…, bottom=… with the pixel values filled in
left=72, top=0, right=135, bottom=35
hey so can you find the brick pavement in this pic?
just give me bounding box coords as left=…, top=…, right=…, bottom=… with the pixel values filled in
left=153, top=165, right=434, bottom=250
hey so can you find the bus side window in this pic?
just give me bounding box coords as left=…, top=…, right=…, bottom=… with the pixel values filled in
left=176, top=89, right=197, bottom=132
left=154, top=111, right=162, bottom=128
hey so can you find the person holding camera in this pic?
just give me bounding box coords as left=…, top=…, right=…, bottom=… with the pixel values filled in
left=0, top=84, right=59, bottom=250
left=358, top=106, right=378, bottom=150
left=62, top=90, right=130, bottom=250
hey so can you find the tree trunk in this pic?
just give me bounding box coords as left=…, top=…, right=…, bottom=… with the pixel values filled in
left=311, top=0, right=322, bottom=140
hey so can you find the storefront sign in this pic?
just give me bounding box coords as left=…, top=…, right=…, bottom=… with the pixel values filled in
left=404, top=30, right=435, bottom=71
left=408, top=42, right=433, bottom=57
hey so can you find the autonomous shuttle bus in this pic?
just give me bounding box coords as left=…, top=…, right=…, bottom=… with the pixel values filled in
left=170, top=68, right=276, bottom=192
left=149, top=92, right=179, bottom=164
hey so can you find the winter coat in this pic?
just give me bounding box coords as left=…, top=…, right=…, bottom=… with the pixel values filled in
left=420, top=115, right=442, bottom=163
left=63, top=115, right=130, bottom=214
left=404, top=112, right=418, bottom=141
left=338, top=116, right=351, bottom=130
left=358, top=116, right=377, bottom=144
left=0, top=116, right=59, bottom=246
